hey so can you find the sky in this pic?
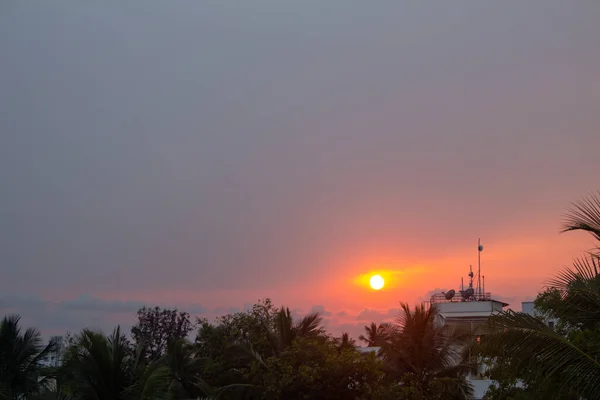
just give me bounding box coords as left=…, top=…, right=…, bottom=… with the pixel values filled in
left=1, top=1, right=600, bottom=342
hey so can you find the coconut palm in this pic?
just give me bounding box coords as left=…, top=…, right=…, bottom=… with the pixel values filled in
left=335, top=332, right=356, bottom=352
left=562, top=191, right=600, bottom=242
left=482, top=259, right=600, bottom=399
left=482, top=191, right=600, bottom=399
left=160, top=339, right=214, bottom=399
left=0, top=315, right=58, bottom=399
left=358, top=322, right=390, bottom=347
left=381, top=304, right=474, bottom=399
left=62, top=326, right=172, bottom=400
left=265, top=307, right=324, bottom=355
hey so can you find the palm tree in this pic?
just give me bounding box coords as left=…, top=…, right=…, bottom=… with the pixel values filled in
left=381, top=303, right=474, bottom=399
left=161, top=339, right=213, bottom=399
left=482, top=191, right=600, bottom=399
left=358, top=322, right=389, bottom=347
left=0, top=315, right=57, bottom=399
left=265, top=307, right=324, bottom=355
left=482, top=259, right=600, bottom=399
left=61, top=326, right=172, bottom=400
left=335, top=332, right=356, bottom=353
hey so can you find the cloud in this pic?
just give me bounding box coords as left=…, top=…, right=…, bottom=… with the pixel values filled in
left=337, top=310, right=348, bottom=317
left=356, top=308, right=388, bottom=321
left=0, top=294, right=213, bottom=339
left=387, top=308, right=401, bottom=318
left=58, top=295, right=146, bottom=313
left=420, top=288, right=449, bottom=302
left=310, top=305, right=332, bottom=316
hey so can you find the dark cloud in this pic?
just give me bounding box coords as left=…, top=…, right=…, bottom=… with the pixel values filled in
left=337, top=311, right=348, bottom=317
left=310, top=305, right=332, bottom=316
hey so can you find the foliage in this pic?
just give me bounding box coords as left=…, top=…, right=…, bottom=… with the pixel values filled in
left=358, top=322, right=390, bottom=347
left=59, top=326, right=173, bottom=400
left=131, top=307, right=195, bottom=363
left=380, top=303, right=474, bottom=399
left=0, top=315, right=58, bottom=400
left=265, top=307, right=324, bottom=356
left=160, top=338, right=213, bottom=399
left=482, top=191, right=600, bottom=399
left=482, top=355, right=579, bottom=400
left=194, top=299, right=278, bottom=390
left=334, top=332, right=356, bottom=352
left=255, top=337, right=386, bottom=400
left=561, top=190, right=600, bottom=242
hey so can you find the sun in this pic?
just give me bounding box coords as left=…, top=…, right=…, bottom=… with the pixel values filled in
left=370, top=274, right=385, bottom=290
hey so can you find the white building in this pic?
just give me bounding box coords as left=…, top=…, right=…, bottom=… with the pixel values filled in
left=39, top=336, right=65, bottom=367
left=521, top=301, right=557, bottom=329
left=427, top=291, right=509, bottom=400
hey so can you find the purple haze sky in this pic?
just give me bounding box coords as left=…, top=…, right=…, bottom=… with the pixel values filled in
left=1, top=1, right=600, bottom=340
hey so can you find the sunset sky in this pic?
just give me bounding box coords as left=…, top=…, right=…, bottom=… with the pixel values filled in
left=1, top=1, right=600, bottom=341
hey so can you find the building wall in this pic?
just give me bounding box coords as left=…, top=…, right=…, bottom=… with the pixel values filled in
left=521, top=301, right=536, bottom=316
left=435, top=300, right=509, bottom=399
left=521, top=301, right=557, bottom=329
left=39, top=336, right=64, bottom=367
left=437, top=301, right=497, bottom=314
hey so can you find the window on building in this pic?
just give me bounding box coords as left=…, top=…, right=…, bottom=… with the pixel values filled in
left=548, top=321, right=555, bottom=329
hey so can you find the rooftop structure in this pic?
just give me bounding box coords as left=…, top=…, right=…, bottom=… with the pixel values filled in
left=424, top=239, right=508, bottom=400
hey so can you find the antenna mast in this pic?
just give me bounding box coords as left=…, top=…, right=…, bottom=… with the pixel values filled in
left=478, top=238, right=483, bottom=299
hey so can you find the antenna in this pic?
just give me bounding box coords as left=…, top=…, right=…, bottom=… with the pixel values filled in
left=478, top=238, right=483, bottom=298
left=483, top=275, right=485, bottom=299
left=468, top=265, right=474, bottom=289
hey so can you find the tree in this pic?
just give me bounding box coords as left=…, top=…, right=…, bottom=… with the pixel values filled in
left=257, top=337, right=386, bottom=400
left=131, top=307, right=195, bottom=363
left=60, top=326, right=172, bottom=400
left=482, top=354, right=579, bottom=400
left=334, top=332, right=356, bottom=353
left=358, top=322, right=389, bottom=347
left=194, top=300, right=278, bottom=390
left=0, top=315, right=57, bottom=399
left=265, top=307, right=324, bottom=356
left=381, top=304, right=474, bottom=399
left=160, top=339, right=213, bottom=399
left=482, top=191, right=600, bottom=399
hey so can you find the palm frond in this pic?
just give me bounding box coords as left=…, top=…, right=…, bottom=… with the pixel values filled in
left=125, top=363, right=173, bottom=400
left=485, top=310, right=600, bottom=397
left=562, top=191, right=600, bottom=242
left=545, top=256, right=600, bottom=327
left=549, top=255, right=600, bottom=289
left=225, top=341, right=265, bottom=366
left=294, top=312, right=323, bottom=338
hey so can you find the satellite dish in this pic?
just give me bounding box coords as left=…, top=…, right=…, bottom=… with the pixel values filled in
left=462, top=288, right=474, bottom=299
left=444, top=289, right=456, bottom=300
